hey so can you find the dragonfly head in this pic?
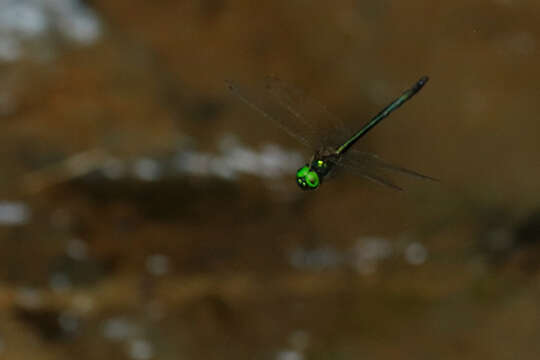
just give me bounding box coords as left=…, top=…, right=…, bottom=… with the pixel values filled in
left=296, top=165, right=320, bottom=190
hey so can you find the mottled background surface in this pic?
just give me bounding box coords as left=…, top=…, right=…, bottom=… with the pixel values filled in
left=1, top=0, right=540, bottom=359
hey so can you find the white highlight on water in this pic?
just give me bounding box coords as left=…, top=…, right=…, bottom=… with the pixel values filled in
left=0, top=0, right=102, bottom=61
left=0, top=201, right=29, bottom=225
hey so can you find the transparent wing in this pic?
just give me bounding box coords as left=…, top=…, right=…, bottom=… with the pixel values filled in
left=226, top=79, right=312, bottom=147
left=226, top=76, right=351, bottom=149
left=335, top=150, right=438, bottom=191
left=345, top=150, right=438, bottom=180
left=322, top=157, right=402, bottom=191
left=263, top=75, right=352, bottom=149
left=361, top=173, right=405, bottom=191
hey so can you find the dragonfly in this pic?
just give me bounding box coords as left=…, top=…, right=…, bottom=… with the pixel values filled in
left=226, top=75, right=436, bottom=191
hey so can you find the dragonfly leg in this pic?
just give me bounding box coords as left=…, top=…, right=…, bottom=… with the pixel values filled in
left=308, top=154, right=316, bottom=169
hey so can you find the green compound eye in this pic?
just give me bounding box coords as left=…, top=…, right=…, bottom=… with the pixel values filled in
left=296, top=165, right=310, bottom=178
left=296, top=165, right=320, bottom=190
left=305, top=171, right=319, bottom=187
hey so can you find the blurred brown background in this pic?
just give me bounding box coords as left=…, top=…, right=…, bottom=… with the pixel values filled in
left=1, top=0, right=540, bottom=359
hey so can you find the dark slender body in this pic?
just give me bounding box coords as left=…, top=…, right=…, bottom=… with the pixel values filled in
left=336, top=76, right=428, bottom=155
left=297, top=76, right=429, bottom=190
